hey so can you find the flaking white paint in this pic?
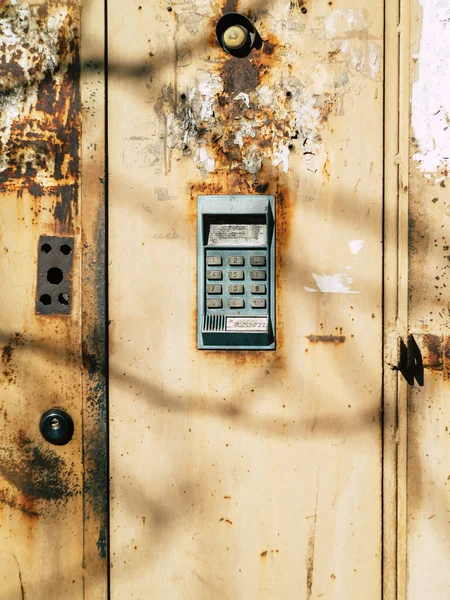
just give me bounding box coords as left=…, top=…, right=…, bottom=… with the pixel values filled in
left=349, top=240, right=365, bottom=255
left=0, top=3, right=72, bottom=173
left=411, top=0, right=450, bottom=177
left=305, top=273, right=360, bottom=294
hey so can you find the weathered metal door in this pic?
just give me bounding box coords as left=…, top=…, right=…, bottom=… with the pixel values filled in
left=108, top=1, right=384, bottom=598
left=0, top=1, right=107, bottom=599
left=4, top=1, right=448, bottom=599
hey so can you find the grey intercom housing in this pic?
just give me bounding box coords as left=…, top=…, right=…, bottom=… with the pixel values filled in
left=197, top=195, right=275, bottom=350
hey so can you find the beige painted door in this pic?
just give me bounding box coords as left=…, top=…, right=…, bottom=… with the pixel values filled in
left=404, top=0, right=450, bottom=597
left=108, top=1, right=384, bottom=598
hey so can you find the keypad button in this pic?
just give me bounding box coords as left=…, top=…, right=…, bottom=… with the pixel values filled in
left=250, top=284, right=266, bottom=294
left=250, top=298, right=266, bottom=308
left=228, top=284, right=244, bottom=294
left=229, top=298, right=244, bottom=308
left=206, top=284, right=222, bottom=294
left=250, top=255, right=266, bottom=266
left=229, top=270, right=244, bottom=280
left=206, top=256, right=222, bottom=266
left=207, top=270, right=222, bottom=280
left=207, top=299, right=222, bottom=309
left=250, top=270, right=266, bottom=280
left=228, top=256, right=244, bottom=266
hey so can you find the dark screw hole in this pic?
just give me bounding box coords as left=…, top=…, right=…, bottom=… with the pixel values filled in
left=40, top=294, right=52, bottom=305
left=181, top=93, right=187, bottom=100
left=286, top=91, right=292, bottom=98
left=167, top=5, right=172, bottom=11
left=41, top=243, right=52, bottom=253
left=60, top=244, right=72, bottom=255
left=288, top=144, right=294, bottom=150
left=183, top=144, right=189, bottom=150
left=47, top=267, right=64, bottom=285
left=301, top=6, right=307, bottom=13
left=58, top=293, right=70, bottom=306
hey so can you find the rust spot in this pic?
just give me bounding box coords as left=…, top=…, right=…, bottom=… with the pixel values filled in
left=307, top=335, right=346, bottom=344
left=263, top=40, right=276, bottom=55
left=219, top=517, right=233, bottom=525
left=222, top=0, right=239, bottom=14
left=1, top=345, right=13, bottom=364
left=420, top=334, right=443, bottom=369
left=443, top=336, right=450, bottom=379
left=1, top=333, right=25, bottom=385
left=0, top=430, right=78, bottom=517
left=220, top=57, right=260, bottom=94
left=261, top=550, right=268, bottom=557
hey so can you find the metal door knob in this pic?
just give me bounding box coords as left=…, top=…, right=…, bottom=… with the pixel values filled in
left=40, top=409, right=74, bottom=445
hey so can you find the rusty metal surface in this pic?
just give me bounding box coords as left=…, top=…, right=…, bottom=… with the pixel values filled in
left=0, top=0, right=80, bottom=230
left=0, top=1, right=107, bottom=598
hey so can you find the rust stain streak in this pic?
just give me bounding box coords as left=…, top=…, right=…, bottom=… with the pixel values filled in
left=307, top=335, right=346, bottom=344
left=306, top=482, right=319, bottom=600
left=13, top=554, right=25, bottom=600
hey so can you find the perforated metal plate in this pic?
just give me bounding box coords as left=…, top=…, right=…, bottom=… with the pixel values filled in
left=36, top=235, right=74, bottom=315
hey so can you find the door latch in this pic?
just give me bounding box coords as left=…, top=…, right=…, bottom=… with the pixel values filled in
left=391, top=334, right=424, bottom=386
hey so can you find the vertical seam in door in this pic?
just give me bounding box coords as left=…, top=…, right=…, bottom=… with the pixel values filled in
left=104, top=0, right=111, bottom=597
left=396, top=0, right=411, bottom=596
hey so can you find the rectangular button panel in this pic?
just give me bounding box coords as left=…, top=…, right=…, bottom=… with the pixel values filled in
left=250, top=284, right=266, bottom=294
left=206, top=284, right=222, bottom=294
left=250, top=255, right=266, bottom=266
left=250, top=298, right=266, bottom=308
left=250, top=270, right=266, bottom=280
left=229, top=298, right=244, bottom=308
left=204, top=249, right=270, bottom=317
left=207, top=270, right=222, bottom=280
left=207, top=299, right=222, bottom=309
left=229, top=270, right=244, bottom=280
left=228, top=256, right=244, bottom=266
left=206, top=256, right=222, bottom=266
left=229, top=284, right=244, bottom=294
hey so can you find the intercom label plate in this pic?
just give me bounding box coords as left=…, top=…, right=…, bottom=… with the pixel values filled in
left=226, top=317, right=268, bottom=332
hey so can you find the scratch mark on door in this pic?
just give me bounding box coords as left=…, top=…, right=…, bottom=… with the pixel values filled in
left=306, top=477, right=320, bottom=600
left=13, top=554, right=25, bottom=600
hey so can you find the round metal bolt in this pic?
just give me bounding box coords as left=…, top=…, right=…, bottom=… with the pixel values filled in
left=40, top=409, right=74, bottom=446
left=223, top=25, right=248, bottom=50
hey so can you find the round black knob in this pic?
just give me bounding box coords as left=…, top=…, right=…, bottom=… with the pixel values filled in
left=40, top=409, right=74, bottom=446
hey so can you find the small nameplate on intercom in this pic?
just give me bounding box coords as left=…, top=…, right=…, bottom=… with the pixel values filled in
left=197, top=195, right=275, bottom=350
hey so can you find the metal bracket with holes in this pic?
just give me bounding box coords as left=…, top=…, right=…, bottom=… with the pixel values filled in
left=36, top=235, right=74, bottom=315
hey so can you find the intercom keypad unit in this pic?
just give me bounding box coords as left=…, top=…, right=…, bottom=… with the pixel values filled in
left=198, top=195, right=275, bottom=350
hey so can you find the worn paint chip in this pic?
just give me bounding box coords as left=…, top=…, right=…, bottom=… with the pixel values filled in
left=349, top=239, right=364, bottom=255
left=305, top=273, right=360, bottom=294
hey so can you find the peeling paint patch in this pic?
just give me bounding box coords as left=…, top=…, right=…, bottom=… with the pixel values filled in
left=412, top=0, right=450, bottom=177
left=349, top=239, right=364, bottom=255
left=0, top=1, right=80, bottom=220
left=155, top=5, right=380, bottom=178
left=305, top=273, right=360, bottom=294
